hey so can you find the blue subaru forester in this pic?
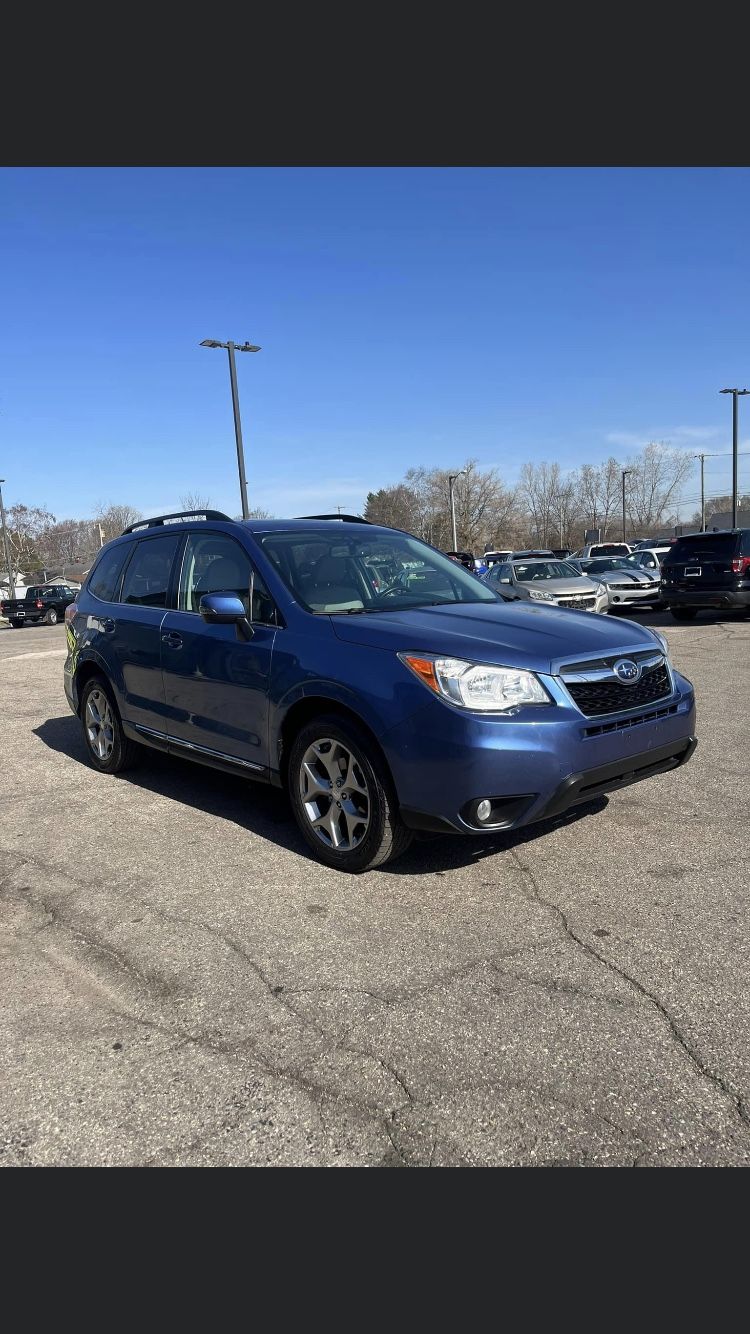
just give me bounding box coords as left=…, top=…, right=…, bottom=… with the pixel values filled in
left=64, top=510, right=696, bottom=872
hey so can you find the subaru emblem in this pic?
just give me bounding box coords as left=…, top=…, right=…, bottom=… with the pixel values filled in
left=613, top=658, right=641, bottom=684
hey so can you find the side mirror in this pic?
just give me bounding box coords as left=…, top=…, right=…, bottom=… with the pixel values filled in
left=199, top=593, right=253, bottom=638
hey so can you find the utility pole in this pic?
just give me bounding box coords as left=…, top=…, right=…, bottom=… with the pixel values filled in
left=200, top=339, right=261, bottom=520
left=621, top=469, right=631, bottom=543
left=448, top=471, right=465, bottom=551
left=0, top=479, right=14, bottom=596
left=696, top=453, right=706, bottom=532
left=720, top=388, right=749, bottom=528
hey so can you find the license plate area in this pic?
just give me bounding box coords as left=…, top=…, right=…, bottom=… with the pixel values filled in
left=685, top=566, right=701, bottom=577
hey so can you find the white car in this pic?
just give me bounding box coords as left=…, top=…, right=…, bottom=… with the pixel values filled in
left=573, top=542, right=632, bottom=559
left=627, top=546, right=672, bottom=574
left=572, top=556, right=663, bottom=611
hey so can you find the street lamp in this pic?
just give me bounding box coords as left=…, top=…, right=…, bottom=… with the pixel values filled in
left=719, top=388, right=749, bottom=528
left=200, top=339, right=261, bottom=520
left=0, top=480, right=14, bottom=596
left=621, top=469, right=631, bottom=543
left=448, top=471, right=465, bottom=551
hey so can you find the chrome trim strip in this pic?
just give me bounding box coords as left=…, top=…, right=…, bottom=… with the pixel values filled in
left=560, top=652, right=664, bottom=684
left=168, top=733, right=265, bottom=771
left=135, top=724, right=168, bottom=741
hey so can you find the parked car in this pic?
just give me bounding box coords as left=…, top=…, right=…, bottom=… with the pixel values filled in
left=1, top=583, right=77, bottom=627
left=571, top=557, right=663, bottom=612
left=627, top=546, right=672, bottom=574
left=64, top=510, right=696, bottom=873
left=482, top=558, right=609, bottom=613
left=660, top=529, right=750, bottom=619
left=444, top=550, right=475, bottom=570
left=630, top=537, right=676, bottom=550
left=484, top=549, right=512, bottom=567
left=509, top=549, right=556, bottom=560
left=573, top=542, right=632, bottom=559
left=551, top=548, right=573, bottom=559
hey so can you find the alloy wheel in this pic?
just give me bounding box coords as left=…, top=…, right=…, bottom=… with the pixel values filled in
left=85, top=688, right=115, bottom=762
left=298, top=737, right=371, bottom=851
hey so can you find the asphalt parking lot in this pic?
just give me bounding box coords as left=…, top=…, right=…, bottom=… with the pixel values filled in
left=1, top=610, right=749, bottom=1166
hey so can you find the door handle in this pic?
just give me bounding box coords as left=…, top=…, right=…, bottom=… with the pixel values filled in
left=161, top=632, right=183, bottom=649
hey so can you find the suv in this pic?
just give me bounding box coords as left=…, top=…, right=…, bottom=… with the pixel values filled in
left=64, top=510, right=696, bottom=873
left=574, top=543, right=632, bottom=559
left=660, top=529, right=750, bottom=619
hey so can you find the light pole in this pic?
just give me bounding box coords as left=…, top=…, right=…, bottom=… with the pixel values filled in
left=695, top=453, right=706, bottom=531
left=448, top=471, right=465, bottom=551
left=200, top=339, right=261, bottom=520
left=719, top=388, right=749, bottom=528
left=0, top=479, right=14, bottom=596
left=621, top=469, right=631, bottom=543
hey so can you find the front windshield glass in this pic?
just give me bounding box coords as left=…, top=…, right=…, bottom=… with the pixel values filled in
left=586, top=558, right=630, bottom=573
left=513, top=560, right=581, bottom=581
left=259, top=530, right=501, bottom=613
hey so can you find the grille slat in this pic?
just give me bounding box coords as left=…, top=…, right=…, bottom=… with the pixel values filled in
left=566, top=664, right=671, bottom=717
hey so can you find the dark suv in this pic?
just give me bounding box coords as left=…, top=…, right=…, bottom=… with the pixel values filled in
left=660, top=529, right=750, bottom=619
left=64, top=510, right=696, bottom=873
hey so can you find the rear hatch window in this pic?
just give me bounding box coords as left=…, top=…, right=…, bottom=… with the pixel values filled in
left=664, top=533, right=739, bottom=563
left=662, top=532, right=741, bottom=587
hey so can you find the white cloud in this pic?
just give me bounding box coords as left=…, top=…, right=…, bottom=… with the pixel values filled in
left=605, top=426, right=722, bottom=450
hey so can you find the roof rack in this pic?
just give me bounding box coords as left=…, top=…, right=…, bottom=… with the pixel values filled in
left=122, top=509, right=232, bottom=534
left=294, top=513, right=371, bottom=524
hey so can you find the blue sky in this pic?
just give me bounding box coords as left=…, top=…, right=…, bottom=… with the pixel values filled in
left=1, top=166, right=749, bottom=521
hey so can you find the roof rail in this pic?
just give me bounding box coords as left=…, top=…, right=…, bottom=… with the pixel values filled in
left=294, top=513, right=371, bottom=524
left=122, top=509, right=232, bottom=534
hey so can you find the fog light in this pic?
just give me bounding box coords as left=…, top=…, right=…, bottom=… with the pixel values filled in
left=476, top=799, right=492, bottom=822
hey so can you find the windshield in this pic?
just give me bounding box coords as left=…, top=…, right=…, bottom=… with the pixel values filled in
left=585, top=558, right=631, bottom=573
left=513, top=560, right=581, bottom=581
left=259, top=530, right=501, bottom=613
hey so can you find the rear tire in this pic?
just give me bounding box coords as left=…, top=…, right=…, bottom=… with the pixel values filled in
left=80, top=675, right=141, bottom=774
left=44, top=608, right=58, bottom=625
left=288, top=714, right=412, bottom=873
left=670, top=607, right=698, bottom=621
left=10, top=620, right=24, bottom=629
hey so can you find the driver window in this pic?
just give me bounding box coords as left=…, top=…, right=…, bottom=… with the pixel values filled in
left=178, top=532, right=277, bottom=625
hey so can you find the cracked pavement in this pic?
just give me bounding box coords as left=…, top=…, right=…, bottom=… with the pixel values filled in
left=1, top=610, right=749, bottom=1166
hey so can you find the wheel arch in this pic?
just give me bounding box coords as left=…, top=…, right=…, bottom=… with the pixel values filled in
left=277, top=695, right=397, bottom=797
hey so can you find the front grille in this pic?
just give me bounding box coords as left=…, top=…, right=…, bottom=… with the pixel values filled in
left=583, top=703, right=678, bottom=737
left=566, top=663, right=672, bottom=717
left=609, top=581, right=644, bottom=590
left=558, top=596, right=595, bottom=609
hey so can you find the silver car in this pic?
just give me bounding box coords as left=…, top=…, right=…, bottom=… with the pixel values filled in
left=482, top=558, right=609, bottom=613
left=572, top=556, right=663, bottom=611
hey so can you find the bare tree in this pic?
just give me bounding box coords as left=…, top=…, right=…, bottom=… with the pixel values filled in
left=574, top=458, right=622, bottom=539
left=624, top=443, right=693, bottom=533
left=179, top=492, right=213, bottom=511
left=95, top=503, right=142, bottom=541
left=5, top=503, right=56, bottom=582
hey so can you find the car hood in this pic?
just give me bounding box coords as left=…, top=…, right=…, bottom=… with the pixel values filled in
left=597, top=569, right=658, bottom=585
left=331, top=600, right=661, bottom=674
left=516, top=577, right=600, bottom=595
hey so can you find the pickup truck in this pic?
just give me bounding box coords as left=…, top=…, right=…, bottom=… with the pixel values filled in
left=1, top=584, right=77, bottom=627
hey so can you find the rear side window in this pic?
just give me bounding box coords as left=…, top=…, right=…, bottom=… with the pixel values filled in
left=120, top=535, right=180, bottom=607
left=665, top=534, right=738, bottom=563
left=88, top=546, right=131, bottom=602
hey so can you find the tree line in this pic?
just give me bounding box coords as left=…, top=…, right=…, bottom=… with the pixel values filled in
left=0, top=495, right=275, bottom=586
left=364, top=443, right=698, bottom=552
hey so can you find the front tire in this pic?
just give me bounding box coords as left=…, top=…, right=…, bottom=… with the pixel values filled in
left=80, top=676, right=140, bottom=773
left=288, top=714, right=412, bottom=873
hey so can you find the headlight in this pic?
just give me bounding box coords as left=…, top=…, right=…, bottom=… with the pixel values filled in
left=398, top=653, right=550, bottom=711
left=528, top=588, right=555, bottom=601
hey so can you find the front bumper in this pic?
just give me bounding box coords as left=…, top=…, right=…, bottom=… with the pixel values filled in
left=386, top=668, right=696, bottom=835
left=607, top=584, right=662, bottom=608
